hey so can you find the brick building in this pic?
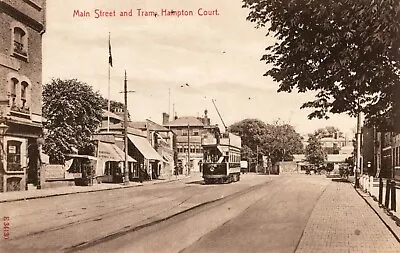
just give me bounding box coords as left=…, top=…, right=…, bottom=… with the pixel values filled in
left=163, top=110, right=219, bottom=174
left=0, top=0, right=46, bottom=192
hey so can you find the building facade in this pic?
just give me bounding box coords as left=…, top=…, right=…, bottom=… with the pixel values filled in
left=129, top=119, right=175, bottom=179
left=0, top=0, right=46, bottom=192
left=163, top=110, right=219, bottom=174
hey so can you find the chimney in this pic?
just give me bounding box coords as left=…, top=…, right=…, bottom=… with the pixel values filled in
left=204, top=109, right=210, bottom=126
left=162, top=112, right=169, bottom=125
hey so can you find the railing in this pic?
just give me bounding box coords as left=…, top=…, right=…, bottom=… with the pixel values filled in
left=13, top=41, right=27, bottom=56
left=10, top=104, right=30, bottom=114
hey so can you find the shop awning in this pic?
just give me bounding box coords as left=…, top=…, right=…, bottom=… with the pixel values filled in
left=98, top=142, right=136, bottom=162
left=128, top=134, right=163, bottom=161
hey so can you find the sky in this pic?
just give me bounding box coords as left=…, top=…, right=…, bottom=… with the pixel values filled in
left=42, top=0, right=357, bottom=136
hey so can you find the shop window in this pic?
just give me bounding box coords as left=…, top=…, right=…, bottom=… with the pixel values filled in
left=7, top=140, right=22, bottom=171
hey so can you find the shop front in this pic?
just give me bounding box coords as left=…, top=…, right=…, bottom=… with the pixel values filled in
left=128, top=134, right=163, bottom=180
left=96, top=141, right=136, bottom=183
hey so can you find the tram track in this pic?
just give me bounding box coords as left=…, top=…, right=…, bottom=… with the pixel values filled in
left=10, top=184, right=203, bottom=240
left=63, top=178, right=283, bottom=253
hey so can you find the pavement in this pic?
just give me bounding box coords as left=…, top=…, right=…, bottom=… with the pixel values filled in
left=296, top=179, right=400, bottom=253
left=0, top=174, right=195, bottom=203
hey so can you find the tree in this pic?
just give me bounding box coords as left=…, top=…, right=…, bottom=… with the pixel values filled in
left=243, top=0, right=400, bottom=130
left=311, top=126, right=344, bottom=154
left=99, top=97, right=130, bottom=120
left=229, top=119, right=268, bottom=152
left=229, top=119, right=303, bottom=165
left=314, top=126, right=343, bottom=139
left=305, top=135, right=327, bottom=167
left=42, top=78, right=103, bottom=164
left=263, top=121, right=304, bottom=163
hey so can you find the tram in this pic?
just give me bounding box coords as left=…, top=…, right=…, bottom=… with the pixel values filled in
left=202, top=132, right=242, bottom=184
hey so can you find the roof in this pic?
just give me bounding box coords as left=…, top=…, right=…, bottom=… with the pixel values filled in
left=293, top=154, right=306, bottom=162
left=164, top=116, right=204, bottom=127
left=326, top=154, right=351, bottom=163
left=129, top=120, right=170, bottom=132
left=102, top=110, right=122, bottom=121
left=128, top=134, right=163, bottom=161
left=129, top=121, right=147, bottom=129
left=98, top=142, right=136, bottom=162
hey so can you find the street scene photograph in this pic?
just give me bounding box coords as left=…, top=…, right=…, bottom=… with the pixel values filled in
left=0, top=0, right=400, bottom=252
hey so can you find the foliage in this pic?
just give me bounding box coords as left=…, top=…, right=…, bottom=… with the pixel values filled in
left=229, top=118, right=303, bottom=164
left=311, top=126, right=343, bottom=154
left=99, top=97, right=130, bottom=120
left=42, top=79, right=103, bottom=164
left=305, top=134, right=327, bottom=166
left=313, top=126, right=343, bottom=139
left=243, top=0, right=400, bottom=130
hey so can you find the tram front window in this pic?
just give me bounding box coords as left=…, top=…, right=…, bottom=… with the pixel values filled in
left=204, top=148, right=221, bottom=163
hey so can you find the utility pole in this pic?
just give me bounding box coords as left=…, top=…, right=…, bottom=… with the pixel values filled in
left=187, top=123, right=190, bottom=175
left=256, top=145, right=259, bottom=173
left=123, top=71, right=129, bottom=185
left=355, top=111, right=362, bottom=188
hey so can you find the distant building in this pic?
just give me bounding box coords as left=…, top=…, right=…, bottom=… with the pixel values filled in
left=303, top=131, right=353, bottom=155
left=163, top=110, right=219, bottom=174
left=0, top=0, right=46, bottom=192
left=98, top=110, right=166, bottom=181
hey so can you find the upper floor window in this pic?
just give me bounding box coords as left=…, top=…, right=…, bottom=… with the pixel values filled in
left=11, top=24, right=28, bottom=60
left=21, top=81, right=28, bottom=107
left=8, top=75, right=31, bottom=115
left=10, top=78, right=18, bottom=106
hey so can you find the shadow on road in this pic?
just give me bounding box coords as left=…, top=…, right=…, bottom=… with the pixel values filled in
left=185, top=180, right=205, bottom=185
left=331, top=178, right=351, bottom=183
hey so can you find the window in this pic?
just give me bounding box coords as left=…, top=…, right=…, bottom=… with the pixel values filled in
left=7, top=140, right=22, bottom=171
left=182, top=131, right=188, bottom=136
left=10, top=78, right=18, bottom=107
left=190, top=146, right=195, bottom=153
left=12, top=26, right=28, bottom=59
left=21, top=81, right=28, bottom=107
left=8, top=75, right=31, bottom=115
left=193, top=131, right=199, bottom=136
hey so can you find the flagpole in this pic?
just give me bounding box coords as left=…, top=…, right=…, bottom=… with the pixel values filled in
left=107, top=32, right=111, bottom=132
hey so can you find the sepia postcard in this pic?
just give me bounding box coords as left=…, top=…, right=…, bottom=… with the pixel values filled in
left=0, top=0, right=399, bottom=252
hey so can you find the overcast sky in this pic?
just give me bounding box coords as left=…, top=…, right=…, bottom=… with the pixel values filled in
left=42, top=0, right=357, bottom=136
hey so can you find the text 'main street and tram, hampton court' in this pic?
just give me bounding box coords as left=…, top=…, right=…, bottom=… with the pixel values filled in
left=73, top=8, right=220, bottom=18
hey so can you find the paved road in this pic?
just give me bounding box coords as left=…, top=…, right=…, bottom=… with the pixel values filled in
left=0, top=174, right=277, bottom=253
left=87, top=175, right=329, bottom=253
left=3, top=174, right=395, bottom=253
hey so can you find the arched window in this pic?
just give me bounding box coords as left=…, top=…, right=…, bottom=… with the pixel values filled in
left=21, top=81, right=28, bottom=108
left=11, top=23, right=28, bottom=60
left=10, top=78, right=18, bottom=107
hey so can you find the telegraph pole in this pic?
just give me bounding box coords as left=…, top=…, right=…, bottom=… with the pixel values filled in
left=256, top=145, right=259, bottom=173
left=355, top=111, right=362, bottom=188
left=187, top=123, right=190, bottom=175
left=123, top=71, right=129, bottom=185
